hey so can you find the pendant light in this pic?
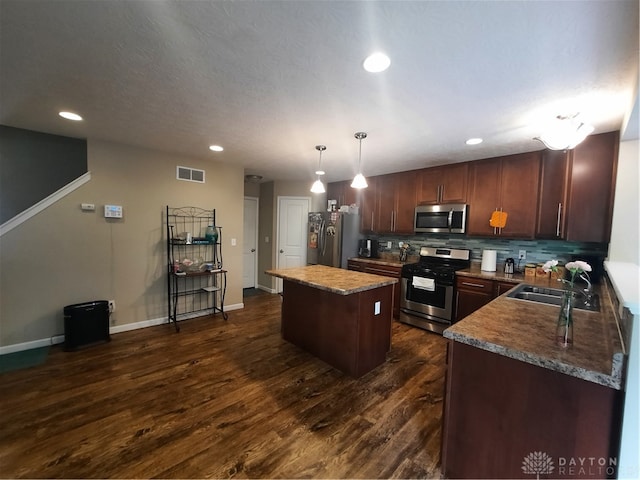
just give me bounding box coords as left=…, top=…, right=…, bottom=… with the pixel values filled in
left=534, top=114, right=594, bottom=150
left=351, top=132, right=368, bottom=189
left=310, top=145, right=326, bottom=193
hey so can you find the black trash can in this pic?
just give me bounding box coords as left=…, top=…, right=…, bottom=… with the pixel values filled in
left=63, top=300, right=111, bottom=351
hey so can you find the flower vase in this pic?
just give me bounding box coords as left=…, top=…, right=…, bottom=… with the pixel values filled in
left=556, top=291, right=574, bottom=347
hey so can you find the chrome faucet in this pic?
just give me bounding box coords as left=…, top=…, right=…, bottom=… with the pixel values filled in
left=579, top=272, right=594, bottom=306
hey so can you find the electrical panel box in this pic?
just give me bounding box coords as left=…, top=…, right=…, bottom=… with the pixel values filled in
left=104, top=205, right=123, bottom=218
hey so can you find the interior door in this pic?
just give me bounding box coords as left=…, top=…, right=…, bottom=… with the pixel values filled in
left=243, top=197, right=258, bottom=289
left=276, top=196, right=310, bottom=292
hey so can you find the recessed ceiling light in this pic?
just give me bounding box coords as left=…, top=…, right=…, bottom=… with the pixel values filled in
left=465, top=137, right=483, bottom=145
left=59, top=111, right=83, bottom=121
left=363, top=52, right=391, bottom=73
left=209, top=145, right=224, bottom=152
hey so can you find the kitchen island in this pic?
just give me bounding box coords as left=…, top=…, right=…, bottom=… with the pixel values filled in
left=441, top=275, right=626, bottom=479
left=265, top=265, right=397, bottom=378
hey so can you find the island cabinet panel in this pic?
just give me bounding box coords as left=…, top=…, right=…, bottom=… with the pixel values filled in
left=565, top=131, right=619, bottom=243
left=466, top=152, right=541, bottom=238
left=348, top=260, right=402, bottom=318
left=280, top=280, right=393, bottom=378
left=441, top=341, right=622, bottom=479
left=417, top=162, right=469, bottom=205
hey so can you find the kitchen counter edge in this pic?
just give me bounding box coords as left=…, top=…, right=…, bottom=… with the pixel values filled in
left=266, top=265, right=398, bottom=296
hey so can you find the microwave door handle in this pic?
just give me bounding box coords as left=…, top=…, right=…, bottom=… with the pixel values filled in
left=447, top=209, right=453, bottom=231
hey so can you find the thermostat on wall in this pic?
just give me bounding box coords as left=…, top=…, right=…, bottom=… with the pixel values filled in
left=104, top=205, right=123, bottom=218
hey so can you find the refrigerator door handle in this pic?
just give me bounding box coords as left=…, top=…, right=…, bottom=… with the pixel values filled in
left=319, top=218, right=326, bottom=256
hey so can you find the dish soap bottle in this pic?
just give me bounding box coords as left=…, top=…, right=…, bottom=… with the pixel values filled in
left=205, top=225, right=218, bottom=244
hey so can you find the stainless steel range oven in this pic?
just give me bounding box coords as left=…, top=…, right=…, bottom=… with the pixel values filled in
left=399, top=246, right=470, bottom=334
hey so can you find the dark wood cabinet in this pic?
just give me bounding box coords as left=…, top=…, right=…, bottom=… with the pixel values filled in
left=536, top=131, right=618, bottom=242
left=348, top=259, right=402, bottom=318
left=376, top=171, right=417, bottom=234
left=442, top=341, right=622, bottom=479
left=536, top=149, right=570, bottom=239
left=565, top=131, right=619, bottom=243
left=326, top=180, right=357, bottom=209
left=455, top=277, right=494, bottom=321
left=359, top=176, right=378, bottom=233
left=417, top=163, right=469, bottom=205
left=494, top=280, right=517, bottom=297
left=467, top=152, right=541, bottom=238
left=455, top=276, right=518, bottom=321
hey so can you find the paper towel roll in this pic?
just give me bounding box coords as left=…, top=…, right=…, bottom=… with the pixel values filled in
left=481, top=249, right=497, bottom=272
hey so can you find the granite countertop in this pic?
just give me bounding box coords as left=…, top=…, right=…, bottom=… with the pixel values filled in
left=347, top=254, right=419, bottom=267
left=457, top=262, right=526, bottom=284
left=266, top=264, right=398, bottom=296
left=444, top=275, right=625, bottom=390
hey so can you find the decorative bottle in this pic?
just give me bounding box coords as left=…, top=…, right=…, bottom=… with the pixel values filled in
left=205, top=225, right=218, bottom=244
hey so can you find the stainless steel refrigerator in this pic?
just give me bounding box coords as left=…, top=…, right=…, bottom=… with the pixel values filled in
left=307, top=212, right=361, bottom=268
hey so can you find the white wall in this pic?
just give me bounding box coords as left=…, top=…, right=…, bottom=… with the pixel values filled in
left=0, top=139, right=244, bottom=349
left=608, top=139, right=640, bottom=264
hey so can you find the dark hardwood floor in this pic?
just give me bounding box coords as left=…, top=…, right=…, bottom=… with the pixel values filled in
left=0, top=291, right=447, bottom=479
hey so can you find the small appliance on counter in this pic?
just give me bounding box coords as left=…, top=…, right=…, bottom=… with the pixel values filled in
left=504, top=258, right=515, bottom=274
left=358, top=238, right=379, bottom=258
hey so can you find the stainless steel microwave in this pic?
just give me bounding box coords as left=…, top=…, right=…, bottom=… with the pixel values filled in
left=414, top=204, right=467, bottom=234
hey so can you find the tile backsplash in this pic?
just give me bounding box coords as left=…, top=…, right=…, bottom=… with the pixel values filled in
left=373, top=233, right=608, bottom=269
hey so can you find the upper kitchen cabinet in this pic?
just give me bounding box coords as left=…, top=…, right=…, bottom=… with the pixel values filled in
left=466, top=152, right=541, bottom=238
left=359, top=176, right=379, bottom=233
left=417, top=163, right=468, bottom=205
left=536, top=131, right=619, bottom=243
left=326, top=180, right=357, bottom=209
left=376, top=171, right=417, bottom=234
left=565, top=131, right=619, bottom=243
left=536, top=149, right=570, bottom=239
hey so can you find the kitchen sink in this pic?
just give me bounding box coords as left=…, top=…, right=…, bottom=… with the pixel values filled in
left=505, top=284, right=600, bottom=312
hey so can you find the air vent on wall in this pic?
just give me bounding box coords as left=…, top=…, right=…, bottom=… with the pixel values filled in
left=176, top=166, right=205, bottom=183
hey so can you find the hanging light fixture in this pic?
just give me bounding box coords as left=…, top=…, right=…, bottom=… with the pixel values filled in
left=351, top=132, right=368, bottom=189
left=310, top=145, right=326, bottom=193
left=534, top=114, right=594, bottom=150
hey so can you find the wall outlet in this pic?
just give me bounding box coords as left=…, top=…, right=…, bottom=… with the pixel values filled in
left=108, top=300, right=116, bottom=313
left=519, top=250, right=527, bottom=260
left=374, top=301, right=381, bottom=315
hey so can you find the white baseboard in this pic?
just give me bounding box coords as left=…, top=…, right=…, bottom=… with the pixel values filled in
left=0, top=302, right=245, bottom=355
left=257, top=285, right=277, bottom=294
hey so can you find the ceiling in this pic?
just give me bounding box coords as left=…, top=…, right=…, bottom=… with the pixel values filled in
left=1, top=1, right=638, bottom=185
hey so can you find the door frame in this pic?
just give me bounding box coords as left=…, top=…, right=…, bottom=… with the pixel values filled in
left=275, top=195, right=311, bottom=292
left=243, top=196, right=259, bottom=290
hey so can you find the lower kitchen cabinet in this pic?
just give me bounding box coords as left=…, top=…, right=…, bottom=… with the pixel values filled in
left=441, top=341, right=622, bottom=479
left=455, top=276, right=520, bottom=321
left=455, top=277, right=495, bottom=321
left=348, top=259, right=401, bottom=318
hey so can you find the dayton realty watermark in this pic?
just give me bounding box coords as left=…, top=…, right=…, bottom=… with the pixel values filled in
left=522, top=451, right=617, bottom=478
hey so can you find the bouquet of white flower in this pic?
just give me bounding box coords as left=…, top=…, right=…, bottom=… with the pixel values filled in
left=542, top=259, right=592, bottom=290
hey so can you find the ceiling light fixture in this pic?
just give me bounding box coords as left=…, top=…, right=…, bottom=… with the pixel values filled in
left=310, top=145, right=326, bottom=194
left=466, top=137, right=483, bottom=145
left=363, top=52, right=390, bottom=73
left=534, top=114, right=594, bottom=150
left=59, top=111, right=83, bottom=121
left=351, top=132, right=368, bottom=189
left=244, top=174, right=263, bottom=183
left=209, top=145, right=224, bottom=152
